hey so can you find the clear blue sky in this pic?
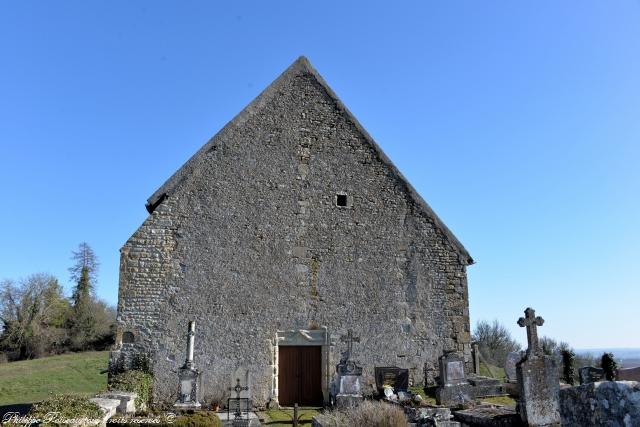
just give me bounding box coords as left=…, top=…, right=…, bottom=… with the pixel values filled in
left=1, top=1, right=638, bottom=349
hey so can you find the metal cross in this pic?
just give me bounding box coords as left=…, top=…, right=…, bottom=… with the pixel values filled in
left=229, top=378, right=248, bottom=399
left=228, top=378, right=248, bottom=419
left=340, top=329, right=360, bottom=361
left=517, top=307, right=544, bottom=355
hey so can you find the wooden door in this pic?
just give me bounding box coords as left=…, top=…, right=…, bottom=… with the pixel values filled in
left=278, top=346, right=323, bottom=406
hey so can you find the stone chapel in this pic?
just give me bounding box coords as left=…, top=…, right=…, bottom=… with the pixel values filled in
left=111, top=56, right=474, bottom=407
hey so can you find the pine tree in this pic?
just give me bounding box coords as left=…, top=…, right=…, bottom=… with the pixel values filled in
left=68, top=243, right=99, bottom=350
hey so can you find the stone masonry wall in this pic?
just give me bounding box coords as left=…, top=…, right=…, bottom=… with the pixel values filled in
left=114, top=65, right=471, bottom=406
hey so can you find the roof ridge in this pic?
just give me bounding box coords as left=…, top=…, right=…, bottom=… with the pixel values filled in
left=145, top=56, right=473, bottom=265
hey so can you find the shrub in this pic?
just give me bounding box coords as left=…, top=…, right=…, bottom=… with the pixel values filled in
left=316, top=401, right=408, bottom=427
left=29, top=394, right=103, bottom=426
left=601, top=352, right=618, bottom=381
left=561, top=349, right=576, bottom=385
left=172, top=411, right=222, bottom=427
left=109, top=370, right=153, bottom=409
left=131, top=352, right=153, bottom=374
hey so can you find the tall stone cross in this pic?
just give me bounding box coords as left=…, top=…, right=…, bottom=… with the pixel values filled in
left=340, top=329, right=360, bottom=361
left=517, top=307, right=544, bottom=355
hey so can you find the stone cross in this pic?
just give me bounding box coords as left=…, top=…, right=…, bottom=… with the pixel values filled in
left=340, top=329, right=360, bottom=361
left=183, top=321, right=195, bottom=369
left=517, top=307, right=544, bottom=355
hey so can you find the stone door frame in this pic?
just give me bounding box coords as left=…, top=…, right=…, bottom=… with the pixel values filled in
left=270, top=327, right=331, bottom=407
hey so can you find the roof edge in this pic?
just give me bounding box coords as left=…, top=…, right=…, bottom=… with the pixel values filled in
left=145, top=55, right=473, bottom=265
left=298, top=59, right=474, bottom=265
left=145, top=56, right=313, bottom=212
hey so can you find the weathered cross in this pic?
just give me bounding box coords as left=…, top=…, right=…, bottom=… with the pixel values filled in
left=517, top=307, right=544, bottom=355
left=340, top=329, right=360, bottom=361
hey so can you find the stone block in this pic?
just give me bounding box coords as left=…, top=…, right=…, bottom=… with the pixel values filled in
left=89, top=398, right=119, bottom=427
left=559, top=380, right=640, bottom=427
left=97, top=391, right=138, bottom=414
left=335, top=394, right=363, bottom=408
left=435, top=383, right=474, bottom=406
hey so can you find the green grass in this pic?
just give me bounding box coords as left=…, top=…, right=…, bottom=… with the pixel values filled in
left=0, top=351, right=109, bottom=405
left=259, top=407, right=321, bottom=426
left=408, top=386, right=437, bottom=405
left=479, top=361, right=506, bottom=381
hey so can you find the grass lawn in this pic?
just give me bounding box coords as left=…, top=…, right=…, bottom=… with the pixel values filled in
left=258, top=407, right=321, bottom=426
left=479, top=361, right=506, bottom=381
left=0, top=351, right=109, bottom=405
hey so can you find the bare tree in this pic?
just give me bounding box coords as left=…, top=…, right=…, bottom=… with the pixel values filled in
left=0, top=275, right=70, bottom=360
left=472, top=319, right=521, bottom=367
left=68, top=242, right=99, bottom=287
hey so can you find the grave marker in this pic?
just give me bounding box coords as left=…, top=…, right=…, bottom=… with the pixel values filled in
left=516, top=307, right=560, bottom=426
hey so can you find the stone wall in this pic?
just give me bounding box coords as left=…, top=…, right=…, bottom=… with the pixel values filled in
left=559, top=381, right=640, bottom=426
left=113, top=59, right=472, bottom=406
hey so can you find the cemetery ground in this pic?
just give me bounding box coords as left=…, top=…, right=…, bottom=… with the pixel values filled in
left=258, top=407, right=321, bottom=426
left=0, top=351, right=108, bottom=406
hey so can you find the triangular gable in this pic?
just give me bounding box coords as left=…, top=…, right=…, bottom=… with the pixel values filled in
left=145, top=56, right=473, bottom=265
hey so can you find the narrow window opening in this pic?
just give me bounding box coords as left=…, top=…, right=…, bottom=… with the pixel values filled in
left=336, top=194, right=348, bottom=207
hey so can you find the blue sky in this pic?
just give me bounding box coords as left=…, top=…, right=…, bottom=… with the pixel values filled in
left=1, top=1, right=638, bottom=349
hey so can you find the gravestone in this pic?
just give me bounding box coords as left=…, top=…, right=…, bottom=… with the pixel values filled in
left=516, top=307, right=560, bottom=426
left=334, top=329, right=364, bottom=408
left=228, top=378, right=251, bottom=427
left=578, top=366, right=605, bottom=385
left=440, top=352, right=467, bottom=386
left=504, top=351, right=522, bottom=383
left=174, top=321, right=201, bottom=409
left=435, top=352, right=473, bottom=406
left=374, top=367, right=409, bottom=395
left=616, top=367, right=640, bottom=382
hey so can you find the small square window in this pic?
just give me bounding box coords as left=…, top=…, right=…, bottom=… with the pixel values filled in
left=336, top=194, right=348, bottom=207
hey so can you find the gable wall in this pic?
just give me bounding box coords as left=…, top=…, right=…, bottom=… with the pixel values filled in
left=114, top=71, right=470, bottom=405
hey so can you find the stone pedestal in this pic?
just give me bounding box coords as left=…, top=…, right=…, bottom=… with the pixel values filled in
left=516, top=354, right=560, bottom=426
left=335, top=374, right=364, bottom=408
left=97, top=391, right=138, bottom=414
left=174, top=321, right=201, bottom=409
left=174, top=366, right=201, bottom=409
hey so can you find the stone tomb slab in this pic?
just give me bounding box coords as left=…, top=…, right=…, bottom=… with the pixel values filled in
left=454, top=404, right=524, bottom=427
